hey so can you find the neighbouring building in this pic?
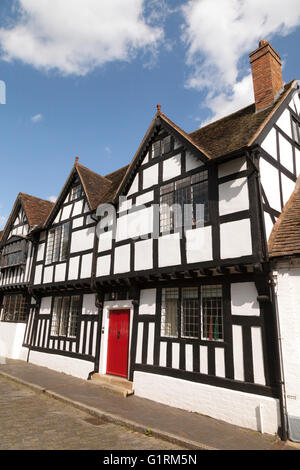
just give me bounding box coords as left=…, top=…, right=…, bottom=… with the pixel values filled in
left=1, top=40, right=300, bottom=441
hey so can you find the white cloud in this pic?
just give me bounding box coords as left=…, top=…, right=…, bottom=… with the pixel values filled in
left=0, top=0, right=163, bottom=76
left=31, top=113, right=43, bottom=123
left=181, top=0, right=300, bottom=124
left=48, top=195, right=57, bottom=203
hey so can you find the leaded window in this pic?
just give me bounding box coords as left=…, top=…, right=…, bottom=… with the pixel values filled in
left=45, top=222, right=70, bottom=265
left=71, top=184, right=82, bottom=201
left=1, top=294, right=28, bottom=323
left=160, top=171, right=209, bottom=232
left=50, top=295, right=80, bottom=338
left=161, top=285, right=223, bottom=342
left=152, top=135, right=172, bottom=159
left=1, top=239, right=27, bottom=268
left=201, top=285, right=223, bottom=341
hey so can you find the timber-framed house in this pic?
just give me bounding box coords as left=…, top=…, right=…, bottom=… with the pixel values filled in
left=1, top=40, right=300, bottom=440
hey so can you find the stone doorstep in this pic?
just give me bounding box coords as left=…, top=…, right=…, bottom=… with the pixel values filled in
left=90, top=373, right=134, bottom=398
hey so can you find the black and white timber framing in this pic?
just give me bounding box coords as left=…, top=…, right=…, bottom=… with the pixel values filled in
left=1, top=80, right=300, bottom=437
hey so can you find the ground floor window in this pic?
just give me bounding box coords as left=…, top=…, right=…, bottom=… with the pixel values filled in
left=50, top=295, right=81, bottom=338
left=1, top=294, right=28, bottom=323
left=161, top=285, right=224, bottom=341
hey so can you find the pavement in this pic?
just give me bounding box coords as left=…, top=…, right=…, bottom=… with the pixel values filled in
left=0, top=358, right=298, bottom=451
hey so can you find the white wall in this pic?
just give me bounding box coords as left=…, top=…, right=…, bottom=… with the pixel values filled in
left=0, top=322, right=28, bottom=360
left=133, top=371, right=280, bottom=435
left=29, top=350, right=94, bottom=380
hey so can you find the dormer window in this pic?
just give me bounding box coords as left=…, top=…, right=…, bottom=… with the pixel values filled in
left=151, top=135, right=172, bottom=159
left=0, top=237, right=27, bottom=269
left=71, top=184, right=82, bottom=201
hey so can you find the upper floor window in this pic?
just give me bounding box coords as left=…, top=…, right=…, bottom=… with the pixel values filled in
left=1, top=294, right=28, bottom=323
left=292, top=118, right=300, bottom=144
left=1, top=238, right=27, bottom=268
left=151, top=135, right=172, bottom=159
left=161, top=285, right=224, bottom=342
left=45, top=222, right=70, bottom=265
left=50, top=295, right=80, bottom=338
left=70, top=184, right=82, bottom=201
left=160, top=170, right=209, bottom=233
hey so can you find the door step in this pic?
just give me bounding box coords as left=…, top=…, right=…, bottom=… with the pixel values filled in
left=89, top=373, right=134, bottom=398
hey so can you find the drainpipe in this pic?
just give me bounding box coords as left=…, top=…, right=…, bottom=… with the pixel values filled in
left=269, top=271, right=288, bottom=441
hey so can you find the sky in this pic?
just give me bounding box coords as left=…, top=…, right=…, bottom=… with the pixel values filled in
left=0, top=0, right=300, bottom=228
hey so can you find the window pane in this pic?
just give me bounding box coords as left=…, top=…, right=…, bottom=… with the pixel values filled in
left=152, top=141, right=161, bottom=158
left=53, top=226, right=62, bottom=263
left=162, top=135, right=171, bottom=154
left=60, top=223, right=70, bottom=261
left=51, top=297, right=63, bottom=336
left=68, top=296, right=80, bottom=337
left=181, top=288, right=199, bottom=338
left=46, top=230, right=55, bottom=265
left=201, top=285, right=223, bottom=341
left=160, top=193, right=174, bottom=233
left=161, top=288, right=179, bottom=337
left=1, top=294, right=27, bottom=322
left=59, top=297, right=70, bottom=336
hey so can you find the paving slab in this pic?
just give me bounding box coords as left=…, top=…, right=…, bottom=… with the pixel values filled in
left=0, top=358, right=296, bottom=451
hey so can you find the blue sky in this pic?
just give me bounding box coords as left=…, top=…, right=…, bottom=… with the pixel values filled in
left=0, top=0, right=300, bottom=228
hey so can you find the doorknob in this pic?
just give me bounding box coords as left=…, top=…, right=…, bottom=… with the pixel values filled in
left=117, top=330, right=120, bottom=339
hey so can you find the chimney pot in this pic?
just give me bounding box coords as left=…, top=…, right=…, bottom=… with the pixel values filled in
left=249, top=40, right=283, bottom=112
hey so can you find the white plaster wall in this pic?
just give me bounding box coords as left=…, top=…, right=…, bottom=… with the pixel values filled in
left=114, top=244, right=131, bottom=273
left=36, top=243, right=45, bottom=262
left=43, top=266, right=53, bottom=284
left=186, top=151, right=204, bottom=172
left=70, top=227, right=95, bottom=253
left=61, top=204, right=72, bottom=221
left=55, top=263, right=66, bottom=283
left=80, top=253, right=93, bottom=279
left=219, top=177, right=249, bottom=216
left=0, top=323, right=27, bottom=360
left=116, top=207, right=153, bottom=241
left=96, top=255, right=111, bottom=277
left=261, top=128, right=277, bottom=158
left=264, top=212, right=275, bottom=243
left=139, top=289, right=156, bottom=315
left=231, top=282, right=260, bottom=316
left=29, top=350, right=94, bottom=380
left=143, top=164, right=159, bottom=190
left=34, top=265, right=43, bottom=285
left=276, top=109, right=292, bottom=138
left=72, top=200, right=84, bottom=217
left=220, top=219, right=252, bottom=259
left=136, top=190, right=154, bottom=207
left=127, top=173, right=139, bottom=196
left=185, top=226, right=212, bottom=263
left=162, top=154, right=181, bottom=181
left=279, top=134, right=294, bottom=174
left=260, top=158, right=281, bottom=212
left=134, top=238, right=153, bottom=271
left=98, top=230, right=113, bottom=252
left=281, top=174, right=296, bottom=206
left=68, top=256, right=80, bottom=280
left=133, top=371, right=280, bottom=434
left=232, top=325, right=244, bottom=381
left=73, top=217, right=84, bottom=229
left=275, top=264, right=300, bottom=417
left=218, top=157, right=247, bottom=178
left=158, top=232, right=181, bottom=267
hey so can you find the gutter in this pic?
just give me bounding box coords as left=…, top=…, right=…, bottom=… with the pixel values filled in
left=269, top=270, right=289, bottom=441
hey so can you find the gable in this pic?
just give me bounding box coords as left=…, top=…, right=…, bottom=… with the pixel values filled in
left=117, top=119, right=207, bottom=202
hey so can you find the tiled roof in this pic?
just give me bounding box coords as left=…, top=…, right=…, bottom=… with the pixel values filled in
left=268, top=178, right=300, bottom=258
left=20, top=193, right=54, bottom=229
left=189, top=81, right=296, bottom=158
left=76, top=163, right=113, bottom=210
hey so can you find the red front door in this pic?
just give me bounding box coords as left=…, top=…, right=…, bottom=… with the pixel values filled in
left=106, top=309, right=130, bottom=378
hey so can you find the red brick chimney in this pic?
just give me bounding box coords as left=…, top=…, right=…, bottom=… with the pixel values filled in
left=249, top=40, right=283, bottom=112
